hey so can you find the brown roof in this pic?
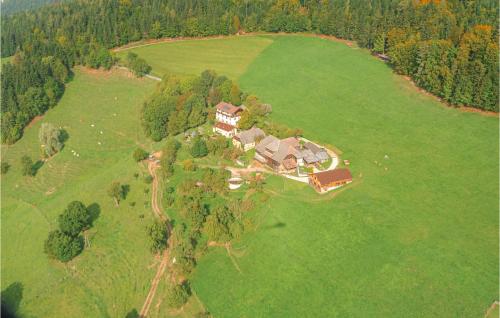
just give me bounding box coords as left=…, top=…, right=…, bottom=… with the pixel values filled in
left=216, top=102, right=242, bottom=115
left=311, top=168, right=352, bottom=186
left=255, top=135, right=302, bottom=164
left=234, top=127, right=265, bottom=145
left=215, top=122, right=235, bottom=132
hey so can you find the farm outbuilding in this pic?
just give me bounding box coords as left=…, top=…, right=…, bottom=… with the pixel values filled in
left=308, top=168, right=352, bottom=193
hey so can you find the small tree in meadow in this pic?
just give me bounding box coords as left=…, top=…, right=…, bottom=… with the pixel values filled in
left=108, top=181, right=125, bottom=206
left=133, top=148, right=149, bottom=162
left=39, top=123, right=64, bottom=157
left=20, top=155, right=35, bottom=176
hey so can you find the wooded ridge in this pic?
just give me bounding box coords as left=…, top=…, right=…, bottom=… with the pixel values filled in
left=1, top=0, right=498, bottom=144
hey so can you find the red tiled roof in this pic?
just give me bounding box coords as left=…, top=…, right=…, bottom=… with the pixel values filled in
left=311, top=168, right=352, bottom=186
left=216, top=102, right=242, bottom=115
left=215, top=122, right=235, bottom=132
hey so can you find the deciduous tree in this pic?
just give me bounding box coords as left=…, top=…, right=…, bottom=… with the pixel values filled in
left=58, top=201, right=91, bottom=237
left=39, top=123, right=64, bottom=157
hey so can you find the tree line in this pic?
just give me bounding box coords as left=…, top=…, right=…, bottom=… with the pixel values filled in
left=1, top=0, right=497, bottom=145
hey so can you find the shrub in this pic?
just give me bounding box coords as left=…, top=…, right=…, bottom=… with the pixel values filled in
left=182, top=159, right=196, bottom=171
left=133, top=148, right=149, bottom=162
left=147, top=220, right=168, bottom=253
left=165, top=283, right=190, bottom=309
left=126, top=52, right=152, bottom=77
left=1, top=162, right=10, bottom=174
left=144, top=175, right=153, bottom=184
left=20, top=155, right=35, bottom=176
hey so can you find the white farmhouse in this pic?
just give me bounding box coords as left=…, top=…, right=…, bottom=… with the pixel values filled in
left=213, top=102, right=242, bottom=138
left=215, top=102, right=242, bottom=126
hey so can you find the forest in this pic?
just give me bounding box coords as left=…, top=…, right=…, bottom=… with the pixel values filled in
left=1, top=0, right=498, bottom=144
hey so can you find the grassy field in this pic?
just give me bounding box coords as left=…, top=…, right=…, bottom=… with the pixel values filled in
left=115, top=36, right=273, bottom=79
left=2, top=35, right=498, bottom=318
left=190, top=36, right=497, bottom=317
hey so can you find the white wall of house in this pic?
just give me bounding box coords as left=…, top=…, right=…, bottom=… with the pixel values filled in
left=243, top=142, right=256, bottom=151
left=216, top=111, right=240, bottom=126
left=213, top=127, right=235, bottom=138
left=232, top=139, right=242, bottom=149
left=233, top=139, right=257, bottom=152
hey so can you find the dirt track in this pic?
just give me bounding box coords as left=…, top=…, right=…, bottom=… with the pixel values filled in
left=139, top=160, right=170, bottom=318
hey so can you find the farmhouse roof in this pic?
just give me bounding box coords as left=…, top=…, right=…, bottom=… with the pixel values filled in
left=215, top=122, right=235, bottom=132
left=304, top=142, right=321, bottom=153
left=234, top=127, right=265, bottom=145
left=216, top=102, right=242, bottom=115
left=304, top=142, right=329, bottom=161
left=311, top=168, right=352, bottom=186
left=256, top=136, right=302, bottom=164
left=271, top=137, right=300, bottom=163
left=301, top=149, right=319, bottom=164
left=256, top=135, right=280, bottom=154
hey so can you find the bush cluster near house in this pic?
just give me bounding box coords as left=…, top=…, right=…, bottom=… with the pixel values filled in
left=141, top=69, right=244, bottom=141
left=44, top=201, right=92, bottom=262
left=190, top=136, right=208, bottom=158
left=158, top=155, right=256, bottom=309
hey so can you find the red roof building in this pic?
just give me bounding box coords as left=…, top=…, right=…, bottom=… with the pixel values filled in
left=308, top=168, right=352, bottom=193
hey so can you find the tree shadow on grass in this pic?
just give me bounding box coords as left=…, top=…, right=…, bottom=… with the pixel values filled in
left=87, top=203, right=101, bottom=226
left=122, top=184, right=130, bottom=200
left=125, top=308, right=139, bottom=318
left=32, top=160, right=44, bottom=176
left=1, top=282, right=23, bottom=318
left=59, top=128, right=69, bottom=143
left=263, top=222, right=286, bottom=230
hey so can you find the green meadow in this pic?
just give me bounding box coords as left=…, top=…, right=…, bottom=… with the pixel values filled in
left=115, top=36, right=273, bottom=79
left=192, top=36, right=499, bottom=317
left=2, top=35, right=498, bottom=317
